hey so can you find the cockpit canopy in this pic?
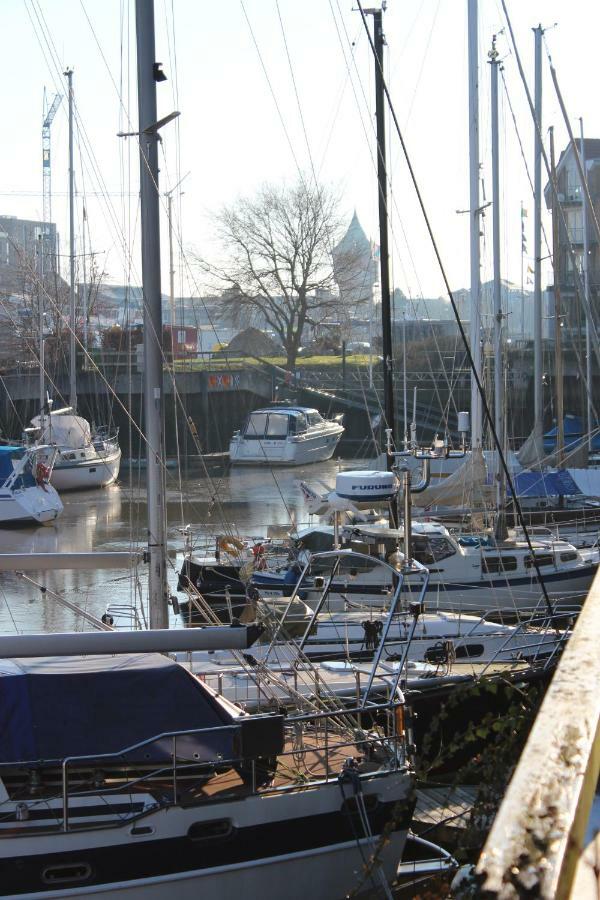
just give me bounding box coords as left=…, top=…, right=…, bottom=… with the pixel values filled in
left=242, top=407, right=325, bottom=439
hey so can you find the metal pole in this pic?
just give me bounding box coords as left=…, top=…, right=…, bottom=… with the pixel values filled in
left=167, top=191, right=176, bottom=357
left=136, top=0, right=168, bottom=629
left=82, top=203, right=88, bottom=356
left=38, top=235, right=45, bottom=428
left=533, top=25, right=543, bottom=440
left=402, top=313, right=408, bottom=448
left=372, top=9, right=395, bottom=474
left=490, top=37, right=506, bottom=537
left=403, top=469, right=412, bottom=563
left=580, top=119, right=593, bottom=452
left=468, top=0, right=482, bottom=448
left=550, top=128, right=564, bottom=466
left=521, top=201, right=526, bottom=339
left=65, top=67, right=77, bottom=411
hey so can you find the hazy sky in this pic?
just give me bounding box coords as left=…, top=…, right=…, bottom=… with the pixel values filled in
left=3, top=0, right=598, bottom=307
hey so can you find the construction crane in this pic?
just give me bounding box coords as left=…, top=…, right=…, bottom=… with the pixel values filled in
left=42, top=89, right=62, bottom=270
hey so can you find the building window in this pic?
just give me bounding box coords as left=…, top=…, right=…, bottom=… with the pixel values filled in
left=566, top=209, right=583, bottom=243
left=565, top=163, right=582, bottom=201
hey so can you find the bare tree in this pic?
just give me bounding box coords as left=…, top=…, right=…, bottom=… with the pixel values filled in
left=198, top=179, right=360, bottom=369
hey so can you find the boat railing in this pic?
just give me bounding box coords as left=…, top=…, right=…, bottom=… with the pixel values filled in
left=0, top=699, right=406, bottom=836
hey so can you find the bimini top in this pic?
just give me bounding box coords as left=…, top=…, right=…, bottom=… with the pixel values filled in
left=0, top=652, right=252, bottom=767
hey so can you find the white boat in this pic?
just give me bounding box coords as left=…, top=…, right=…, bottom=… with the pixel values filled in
left=229, top=405, right=344, bottom=466
left=0, top=445, right=62, bottom=525
left=248, top=523, right=596, bottom=616
left=177, top=546, right=568, bottom=662
left=27, top=412, right=121, bottom=491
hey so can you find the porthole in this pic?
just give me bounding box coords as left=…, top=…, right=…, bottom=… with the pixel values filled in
left=42, top=863, right=92, bottom=885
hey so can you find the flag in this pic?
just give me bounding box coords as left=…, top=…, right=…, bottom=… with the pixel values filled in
left=521, top=207, right=528, bottom=218
left=527, top=265, right=534, bottom=274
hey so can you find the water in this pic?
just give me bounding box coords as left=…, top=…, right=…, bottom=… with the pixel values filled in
left=0, top=458, right=367, bottom=634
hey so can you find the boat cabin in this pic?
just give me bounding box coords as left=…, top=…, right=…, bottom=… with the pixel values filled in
left=241, top=407, right=327, bottom=440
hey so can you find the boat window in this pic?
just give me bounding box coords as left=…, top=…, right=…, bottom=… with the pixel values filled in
left=244, top=412, right=268, bottom=438
left=455, top=644, right=485, bottom=659
left=560, top=551, right=578, bottom=563
left=412, top=536, right=456, bottom=565
left=306, top=412, right=324, bottom=427
left=266, top=414, right=289, bottom=438
left=188, top=819, right=233, bottom=842
left=292, top=414, right=307, bottom=434
left=482, top=556, right=518, bottom=573
left=296, top=531, right=335, bottom=553
left=525, top=553, right=555, bottom=569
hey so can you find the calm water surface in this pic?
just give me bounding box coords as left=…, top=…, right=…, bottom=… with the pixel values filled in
left=0, top=458, right=369, bottom=634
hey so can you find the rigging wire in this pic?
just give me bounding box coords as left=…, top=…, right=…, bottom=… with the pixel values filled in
left=355, top=0, right=554, bottom=614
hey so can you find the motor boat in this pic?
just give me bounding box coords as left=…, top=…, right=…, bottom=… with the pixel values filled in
left=26, top=411, right=121, bottom=491
left=229, top=405, right=344, bottom=466
left=0, top=445, right=63, bottom=525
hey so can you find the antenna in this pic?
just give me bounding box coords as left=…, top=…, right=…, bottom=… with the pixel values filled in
left=42, top=89, right=62, bottom=258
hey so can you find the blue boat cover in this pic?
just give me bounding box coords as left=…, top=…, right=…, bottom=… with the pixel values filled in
left=544, top=415, right=600, bottom=453
left=0, top=653, right=246, bottom=766
left=0, top=446, right=24, bottom=481
left=509, top=470, right=582, bottom=498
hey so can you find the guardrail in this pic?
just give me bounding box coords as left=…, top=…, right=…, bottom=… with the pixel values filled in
left=476, top=564, right=600, bottom=898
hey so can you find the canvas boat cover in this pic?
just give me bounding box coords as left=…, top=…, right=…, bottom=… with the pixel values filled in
left=0, top=653, right=281, bottom=767
left=30, top=414, right=91, bottom=450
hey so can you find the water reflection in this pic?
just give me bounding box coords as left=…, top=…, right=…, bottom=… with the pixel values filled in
left=0, top=458, right=364, bottom=634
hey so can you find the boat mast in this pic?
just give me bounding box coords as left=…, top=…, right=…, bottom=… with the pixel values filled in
left=371, top=7, right=395, bottom=468
left=549, top=127, right=564, bottom=466
left=65, top=67, right=77, bottom=412
left=136, top=0, right=169, bottom=629
left=489, top=36, right=506, bottom=537
left=532, top=25, right=544, bottom=445
left=468, top=0, right=482, bottom=449
left=580, top=119, right=592, bottom=452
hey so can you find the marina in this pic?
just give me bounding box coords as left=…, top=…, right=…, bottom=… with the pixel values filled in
left=0, top=0, right=598, bottom=896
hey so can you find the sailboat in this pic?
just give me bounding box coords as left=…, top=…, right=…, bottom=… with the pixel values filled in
left=0, top=5, right=415, bottom=897
left=26, top=68, right=121, bottom=492
left=26, top=405, right=121, bottom=491
left=0, top=444, right=62, bottom=525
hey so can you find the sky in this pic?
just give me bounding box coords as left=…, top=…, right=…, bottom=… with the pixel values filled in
left=2, top=0, right=599, bottom=306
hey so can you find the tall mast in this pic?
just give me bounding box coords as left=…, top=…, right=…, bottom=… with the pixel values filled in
left=468, top=0, right=482, bottom=448
left=489, top=36, right=506, bottom=535
left=580, top=119, right=592, bottom=452
left=549, top=127, right=564, bottom=466
left=136, top=0, right=169, bottom=629
left=532, top=25, right=544, bottom=441
left=371, top=8, right=395, bottom=467
left=65, top=67, right=77, bottom=411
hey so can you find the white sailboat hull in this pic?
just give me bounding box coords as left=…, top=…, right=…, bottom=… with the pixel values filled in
left=253, top=563, right=596, bottom=616
left=0, top=485, right=63, bottom=525
left=48, top=447, right=122, bottom=491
